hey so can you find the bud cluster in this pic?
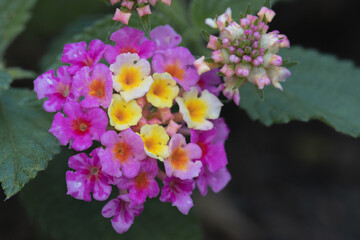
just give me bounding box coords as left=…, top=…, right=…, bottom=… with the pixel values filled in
left=205, top=7, right=291, bottom=105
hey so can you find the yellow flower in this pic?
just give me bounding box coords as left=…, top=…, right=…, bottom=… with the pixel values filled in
left=110, top=53, right=153, bottom=102
left=139, top=124, right=169, bottom=161
left=146, top=73, right=179, bottom=108
left=108, top=94, right=142, bottom=131
left=176, top=87, right=223, bottom=130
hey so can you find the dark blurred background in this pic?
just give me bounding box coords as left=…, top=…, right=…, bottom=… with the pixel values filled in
left=2, top=0, right=360, bottom=239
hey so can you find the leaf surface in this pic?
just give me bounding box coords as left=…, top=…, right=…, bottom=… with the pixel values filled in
left=0, top=89, right=60, bottom=198
left=240, top=47, right=360, bottom=137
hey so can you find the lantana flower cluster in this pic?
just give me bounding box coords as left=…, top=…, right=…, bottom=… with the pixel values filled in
left=110, top=0, right=171, bottom=25
left=34, top=25, right=231, bottom=234
left=203, top=7, right=291, bottom=105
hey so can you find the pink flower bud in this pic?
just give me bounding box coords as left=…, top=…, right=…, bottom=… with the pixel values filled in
left=112, top=8, right=131, bottom=25
left=240, top=18, right=250, bottom=28
left=229, top=54, right=240, bottom=63
left=270, top=55, right=282, bottom=66
left=257, top=7, right=276, bottom=23
left=165, top=120, right=181, bottom=137
left=207, top=35, right=219, bottom=50
left=246, top=14, right=258, bottom=24
left=161, top=0, right=172, bottom=6
left=137, top=4, right=152, bottom=17
left=194, top=56, right=211, bottom=75
left=222, top=37, right=230, bottom=47
left=220, top=64, right=235, bottom=78
left=212, top=50, right=224, bottom=63
left=242, top=55, right=252, bottom=62
left=110, top=0, right=121, bottom=5
left=149, top=0, right=157, bottom=6
left=278, top=34, right=290, bottom=48
left=121, top=0, right=134, bottom=9
left=252, top=56, right=264, bottom=67
left=256, top=75, right=271, bottom=89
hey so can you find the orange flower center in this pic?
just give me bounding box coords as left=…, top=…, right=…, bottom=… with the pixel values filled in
left=89, top=79, right=105, bottom=98
left=165, top=63, right=184, bottom=81
left=134, top=172, right=149, bottom=190
left=120, top=46, right=138, bottom=54
left=170, top=147, right=188, bottom=171
left=72, top=119, right=90, bottom=135
left=112, top=141, right=131, bottom=163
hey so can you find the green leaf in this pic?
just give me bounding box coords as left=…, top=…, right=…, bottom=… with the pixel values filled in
left=6, top=67, right=36, bottom=80
left=20, top=148, right=203, bottom=240
left=0, top=88, right=60, bottom=198
left=0, top=0, right=37, bottom=58
left=201, top=29, right=211, bottom=42
left=239, top=47, right=360, bottom=137
left=0, top=69, right=12, bottom=94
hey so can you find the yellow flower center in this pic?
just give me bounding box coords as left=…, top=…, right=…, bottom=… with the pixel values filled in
left=170, top=147, right=188, bottom=171
left=116, top=66, right=142, bottom=91
left=140, top=124, right=169, bottom=160
left=108, top=94, right=142, bottom=131
left=185, top=99, right=208, bottom=123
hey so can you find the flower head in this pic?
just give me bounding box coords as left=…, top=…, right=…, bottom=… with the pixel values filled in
left=152, top=47, right=199, bottom=90
left=205, top=6, right=291, bottom=102
left=49, top=101, right=108, bottom=151
left=117, top=157, right=159, bottom=207
left=110, top=53, right=153, bottom=102
left=160, top=176, right=195, bottom=215
left=176, top=87, right=223, bottom=130
left=66, top=148, right=112, bottom=201
left=102, top=194, right=144, bottom=234
left=34, top=66, right=75, bottom=112
left=73, top=63, right=113, bottom=108
left=108, top=94, right=142, bottom=131
left=99, top=129, right=146, bottom=178
left=61, top=39, right=105, bottom=75
left=164, top=134, right=202, bottom=180
left=146, top=73, right=179, bottom=108
left=139, top=124, right=170, bottom=160
left=105, top=27, right=155, bottom=63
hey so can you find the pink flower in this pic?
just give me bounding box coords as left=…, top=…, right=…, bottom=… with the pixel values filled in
left=164, top=134, right=202, bottom=180
left=49, top=101, right=108, bottom=151
left=152, top=47, right=199, bottom=90
left=98, top=129, right=146, bottom=178
left=66, top=148, right=112, bottom=201
left=191, top=118, right=229, bottom=173
left=196, top=69, right=223, bottom=96
left=72, top=63, right=113, bottom=108
left=102, top=194, right=144, bottom=234
left=104, top=26, right=155, bottom=64
left=191, top=119, right=231, bottom=196
left=196, top=166, right=231, bottom=196
left=150, top=25, right=182, bottom=51
left=117, top=157, right=159, bottom=207
left=34, top=66, right=75, bottom=112
left=160, top=176, right=195, bottom=215
left=61, top=39, right=105, bottom=75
